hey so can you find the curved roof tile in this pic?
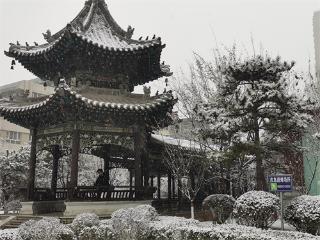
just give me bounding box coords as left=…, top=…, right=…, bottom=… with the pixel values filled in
left=0, top=86, right=175, bottom=115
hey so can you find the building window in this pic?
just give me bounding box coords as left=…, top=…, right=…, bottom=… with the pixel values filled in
left=6, top=131, right=21, bottom=144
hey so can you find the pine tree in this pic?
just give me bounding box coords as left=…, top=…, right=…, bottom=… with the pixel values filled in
left=196, top=55, right=313, bottom=190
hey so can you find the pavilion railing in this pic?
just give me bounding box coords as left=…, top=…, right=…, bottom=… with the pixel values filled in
left=31, top=186, right=156, bottom=201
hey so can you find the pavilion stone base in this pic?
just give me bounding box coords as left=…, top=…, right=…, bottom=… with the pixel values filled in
left=21, top=200, right=152, bottom=217
left=20, top=201, right=66, bottom=215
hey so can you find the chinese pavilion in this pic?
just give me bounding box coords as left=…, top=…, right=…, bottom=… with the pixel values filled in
left=1, top=0, right=176, bottom=211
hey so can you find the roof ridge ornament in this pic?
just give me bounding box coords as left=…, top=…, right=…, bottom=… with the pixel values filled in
left=58, top=79, right=70, bottom=91
left=126, top=25, right=135, bottom=39
left=43, top=30, right=54, bottom=43
left=143, top=86, right=151, bottom=97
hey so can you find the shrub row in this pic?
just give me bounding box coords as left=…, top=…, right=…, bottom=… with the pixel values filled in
left=202, top=191, right=279, bottom=229
left=203, top=191, right=320, bottom=235
left=4, top=203, right=318, bottom=240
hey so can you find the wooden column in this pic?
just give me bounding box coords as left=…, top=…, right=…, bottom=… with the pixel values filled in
left=150, top=176, right=154, bottom=187
left=27, top=127, right=37, bottom=201
left=69, top=128, right=80, bottom=190
left=129, top=170, right=133, bottom=188
left=129, top=169, right=133, bottom=199
left=172, top=176, right=175, bottom=199
left=51, top=145, right=60, bottom=199
left=178, top=178, right=182, bottom=207
left=134, top=125, right=145, bottom=198
left=103, top=146, right=110, bottom=185
left=167, top=172, right=172, bottom=200
left=157, top=171, right=161, bottom=200
left=143, top=152, right=150, bottom=187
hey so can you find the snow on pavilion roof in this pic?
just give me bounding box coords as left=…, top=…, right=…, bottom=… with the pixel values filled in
left=0, top=84, right=176, bottom=129
left=6, top=0, right=161, bottom=56
left=4, top=0, right=172, bottom=85
left=0, top=88, right=174, bottom=114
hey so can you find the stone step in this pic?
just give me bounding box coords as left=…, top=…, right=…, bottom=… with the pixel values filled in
left=0, top=214, right=110, bottom=229
left=0, top=216, right=42, bottom=229
left=1, top=224, right=20, bottom=229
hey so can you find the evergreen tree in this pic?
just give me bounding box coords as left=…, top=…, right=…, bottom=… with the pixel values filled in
left=196, top=55, right=313, bottom=190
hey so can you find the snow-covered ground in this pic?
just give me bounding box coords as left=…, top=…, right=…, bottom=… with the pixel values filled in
left=227, top=217, right=296, bottom=231
left=0, top=225, right=318, bottom=240
left=0, top=205, right=318, bottom=240
left=270, top=219, right=296, bottom=231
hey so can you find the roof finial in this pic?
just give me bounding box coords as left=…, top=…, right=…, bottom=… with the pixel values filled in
left=126, top=25, right=134, bottom=39
left=43, top=30, right=54, bottom=43
left=143, top=86, right=151, bottom=97
left=58, top=79, right=70, bottom=90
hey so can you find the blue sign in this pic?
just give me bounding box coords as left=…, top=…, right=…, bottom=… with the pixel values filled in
left=268, top=174, right=293, bottom=192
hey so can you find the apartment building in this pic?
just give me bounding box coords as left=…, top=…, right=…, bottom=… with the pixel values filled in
left=0, top=78, right=55, bottom=152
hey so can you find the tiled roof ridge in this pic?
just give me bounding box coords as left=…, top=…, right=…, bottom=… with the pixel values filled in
left=0, top=85, right=174, bottom=113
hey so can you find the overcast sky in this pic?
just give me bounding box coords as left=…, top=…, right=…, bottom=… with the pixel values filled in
left=0, top=0, right=319, bottom=92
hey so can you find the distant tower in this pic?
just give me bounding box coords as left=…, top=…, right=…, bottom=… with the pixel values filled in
left=314, top=11, right=320, bottom=81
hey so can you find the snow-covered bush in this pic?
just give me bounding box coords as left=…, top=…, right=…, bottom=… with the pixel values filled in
left=233, top=191, right=280, bottom=229
left=202, top=194, right=235, bottom=224
left=139, top=216, right=200, bottom=239
left=284, top=195, right=320, bottom=235
left=78, top=224, right=115, bottom=240
left=140, top=219, right=319, bottom=240
left=5, top=200, right=22, bottom=213
left=0, top=229, right=17, bottom=240
left=16, top=217, right=74, bottom=240
left=100, top=219, right=112, bottom=225
left=71, top=213, right=100, bottom=236
left=1, top=210, right=319, bottom=240
left=111, top=204, right=158, bottom=239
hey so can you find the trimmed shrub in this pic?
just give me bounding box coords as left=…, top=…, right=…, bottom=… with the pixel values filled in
left=100, top=219, right=112, bottom=225
left=139, top=216, right=201, bottom=240
left=16, top=217, right=74, bottom=240
left=111, top=204, right=159, bottom=239
left=233, top=191, right=280, bottom=229
left=16, top=219, right=36, bottom=240
left=202, top=194, right=235, bottom=224
left=79, top=224, right=116, bottom=240
left=5, top=200, right=22, bottom=213
left=140, top=220, right=319, bottom=240
left=71, top=213, right=100, bottom=236
left=284, top=195, right=320, bottom=235
left=0, top=229, right=17, bottom=240
left=2, top=208, right=319, bottom=240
